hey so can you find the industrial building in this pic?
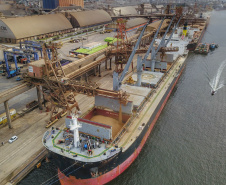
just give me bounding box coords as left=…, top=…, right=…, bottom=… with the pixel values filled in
left=68, top=10, right=112, bottom=28
left=0, top=14, right=73, bottom=43
left=112, top=6, right=138, bottom=16
left=0, top=9, right=113, bottom=43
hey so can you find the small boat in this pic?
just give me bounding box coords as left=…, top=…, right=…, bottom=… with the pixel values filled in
left=209, top=43, right=219, bottom=50
left=211, top=90, right=215, bottom=95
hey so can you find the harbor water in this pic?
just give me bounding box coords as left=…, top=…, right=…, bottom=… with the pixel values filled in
left=19, top=10, right=226, bottom=185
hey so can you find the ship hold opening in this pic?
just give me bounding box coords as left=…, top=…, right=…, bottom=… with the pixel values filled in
left=81, top=108, right=130, bottom=138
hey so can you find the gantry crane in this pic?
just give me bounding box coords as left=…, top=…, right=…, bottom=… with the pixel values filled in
left=3, top=48, right=38, bottom=78
left=20, top=40, right=52, bottom=59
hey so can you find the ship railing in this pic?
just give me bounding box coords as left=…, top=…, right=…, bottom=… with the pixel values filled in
left=42, top=131, right=51, bottom=147
left=136, top=89, right=155, bottom=113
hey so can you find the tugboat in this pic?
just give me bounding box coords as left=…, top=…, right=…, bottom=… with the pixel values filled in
left=209, top=43, right=219, bottom=50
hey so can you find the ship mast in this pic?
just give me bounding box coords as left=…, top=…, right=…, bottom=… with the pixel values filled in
left=69, top=114, right=81, bottom=148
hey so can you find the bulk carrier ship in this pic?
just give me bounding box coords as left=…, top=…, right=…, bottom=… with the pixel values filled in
left=42, top=19, right=204, bottom=185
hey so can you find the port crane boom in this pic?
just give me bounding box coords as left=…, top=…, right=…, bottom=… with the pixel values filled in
left=136, top=15, right=182, bottom=86
left=113, top=20, right=151, bottom=91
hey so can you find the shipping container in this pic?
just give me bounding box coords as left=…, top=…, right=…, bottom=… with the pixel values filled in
left=59, top=0, right=84, bottom=8
left=43, top=0, right=59, bottom=9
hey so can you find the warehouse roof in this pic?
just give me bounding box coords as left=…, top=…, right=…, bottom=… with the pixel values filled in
left=69, top=10, right=112, bottom=27
left=126, top=18, right=148, bottom=29
left=113, top=6, right=138, bottom=16
left=0, top=14, right=73, bottom=39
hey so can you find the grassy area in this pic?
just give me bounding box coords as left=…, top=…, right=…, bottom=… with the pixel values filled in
left=104, top=37, right=117, bottom=43
left=75, top=37, right=118, bottom=55
left=76, top=44, right=108, bottom=55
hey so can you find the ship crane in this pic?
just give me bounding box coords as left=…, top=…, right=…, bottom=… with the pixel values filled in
left=136, top=15, right=182, bottom=86
left=24, top=44, right=130, bottom=125
left=113, top=20, right=151, bottom=91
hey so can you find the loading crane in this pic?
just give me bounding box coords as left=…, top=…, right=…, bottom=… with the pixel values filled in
left=136, top=18, right=165, bottom=86
left=20, top=41, right=44, bottom=59
left=24, top=44, right=130, bottom=124
left=136, top=15, right=182, bottom=86
left=13, top=48, right=39, bottom=62
left=3, top=51, right=21, bottom=78
left=113, top=20, right=151, bottom=91
left=20, top=41, right=52, bottom=60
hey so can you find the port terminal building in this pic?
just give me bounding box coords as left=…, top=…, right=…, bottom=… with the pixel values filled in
left=0, top=14, right=73, bottom=43
left=0, top=10, right=112, bottom=44
left=68, top=10, right=112, bottom=28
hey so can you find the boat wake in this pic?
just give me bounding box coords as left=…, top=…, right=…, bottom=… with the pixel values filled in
left=209, top=59, right=226, bottom=94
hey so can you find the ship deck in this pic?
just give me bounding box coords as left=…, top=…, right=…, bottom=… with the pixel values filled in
left=44, top=130, right=121, bottom=163
left=121, top=84, right=152, bottom=108
left=131, top=71, right=164, bottom=86
left=44, top=54, right=187, bottom=162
